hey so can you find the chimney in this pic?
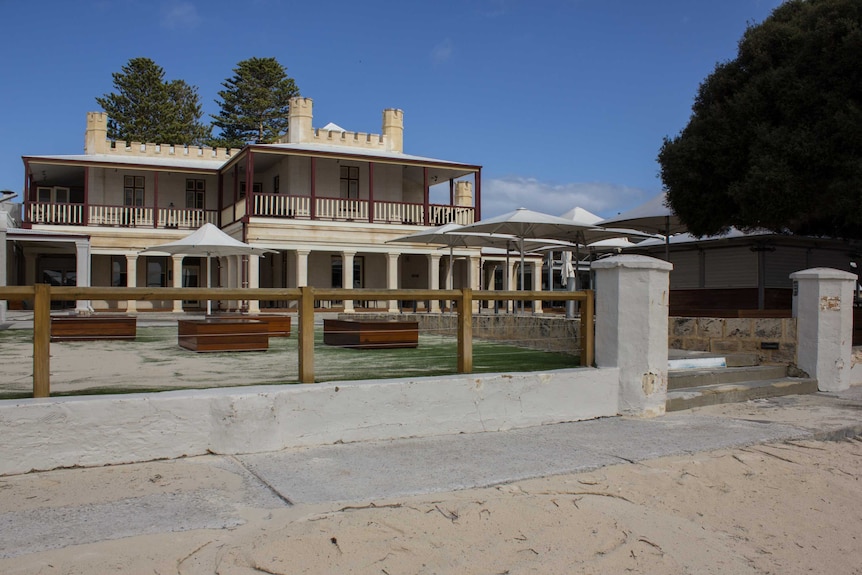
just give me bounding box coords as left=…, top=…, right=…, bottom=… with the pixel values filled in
left=455, top=181, right=473, bottom=207
left=85, top=112, right=109, bottom=154
left=288, top=97, right=313, bottom=143
left=382, top=108, right=403, bottom=153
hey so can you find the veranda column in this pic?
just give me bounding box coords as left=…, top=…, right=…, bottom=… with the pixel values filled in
left=342, top=250, right=355, bottom=313
left=594, top=255, right=672, bottom=417
left=226, top=255, right=239, bottom=311
left=74, top=239, right=91, bottom=314
left=506, top=259, right=517, bottom=313
left=247, top=254, right=260, bottom=314
left=532, top=260, right=543, bottom=314
left=791, top=268, right=856, bottom=392
left=428, top=253, right=441, bottom=312
left=386, top=252, right=399, bottom=313
left=469, top=255, right=481, bottom=313
left=125, top=254, right=138, bottom=313
left=171, top=255, right=183, bottom=313
left=295, top=250, right=309, bottom=287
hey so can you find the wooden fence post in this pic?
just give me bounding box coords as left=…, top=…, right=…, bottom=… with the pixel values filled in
left=33, top=283, right=51, bottom=398
left=298, top=285, right=315, bottom=383
left=457, top=288, right=473, bottom=373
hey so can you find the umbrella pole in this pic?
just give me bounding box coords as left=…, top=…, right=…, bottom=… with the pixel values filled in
left=519, top=237, right=525, bottom=314
left=449, top=246, right=454, bottom=312
left=206, top=254, right=212, bottom=315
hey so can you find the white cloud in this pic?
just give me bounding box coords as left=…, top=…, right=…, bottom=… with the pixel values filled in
left=431, top=38, right=454, bottom=65
left=160, top=1, right=201, bottom=30
left=480, top=176, right=653, bottom=220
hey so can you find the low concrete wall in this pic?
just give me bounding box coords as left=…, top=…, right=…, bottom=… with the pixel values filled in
left=0, top=367, right=618, bottom=476
left=347, top=313, right=581, bottom=354
left=669, top=316, right=797, bottom=364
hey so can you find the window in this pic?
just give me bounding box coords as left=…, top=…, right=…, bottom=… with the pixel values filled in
left=36, top=186, right=70, bottom=203
left=147, top=257, right=167, bottom=287
left=340, top=166, right=359, bottom=199
left=124, top=175, right=145, bottom=206
left=111, top=256, right=128, bottom=287
left=331, top=255, right=364, bottom=288
left=273, top=174, right=280, bottom=194
left=185, top=179, right=205, bottom=209
left=239, top=181, right=262, bottom=198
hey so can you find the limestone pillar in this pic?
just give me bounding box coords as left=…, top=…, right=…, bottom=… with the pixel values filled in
left=469, top=255, right=481, bottom=313
left=506, top=259, right=516, bottom=313
left=171, top=255, right=183, bottom=313
left=295, top=250, right=309, bottom=287
left=532, top=260, right=543, bottom=314
left=428, top=253, right=441, bottom=312
left=387, top=252, right=399, bottom=313
left=594, top=255, right=672, bottom=417
left=342, top=250, right=356, bottom=313
left=791, top=268, right=856, bottom=392
left=125, top=254, right=138, bottom=313
left=247, top=254, right=260, bottom=314
left=74, top=239, right=92, bottom=314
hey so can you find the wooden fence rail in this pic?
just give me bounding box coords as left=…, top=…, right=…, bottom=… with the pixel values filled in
left=0, top=285, right=594, bottom=398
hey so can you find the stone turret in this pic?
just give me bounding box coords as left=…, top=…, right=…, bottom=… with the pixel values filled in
left=455, top=181, right=473, bottom=207
left=85, top=112, right=109, bottom=154
left=288, top=97, right=314, bottom=143
left=382, top=108, right=403, bottom=153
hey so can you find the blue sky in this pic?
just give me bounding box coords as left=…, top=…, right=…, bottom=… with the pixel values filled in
left=0, top=0, right=784, bottom=219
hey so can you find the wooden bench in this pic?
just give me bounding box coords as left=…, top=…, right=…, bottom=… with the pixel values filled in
left=50, top=315, right=137, bottom=342
left=206, top=314, right=291, bottom=337
left=178, top=319, right=269, bottom=352
left=323, top=319, right=419, bottom=349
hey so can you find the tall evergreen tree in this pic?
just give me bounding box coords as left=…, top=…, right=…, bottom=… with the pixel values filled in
left=96, top=57, right=210, bottom=145
left=658, top=0, right=862, bottom=238
left=211, top=57, right=300, bottom=148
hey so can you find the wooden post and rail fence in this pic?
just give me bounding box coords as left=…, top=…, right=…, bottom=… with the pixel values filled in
left=0, top=285, right=595, bottom=399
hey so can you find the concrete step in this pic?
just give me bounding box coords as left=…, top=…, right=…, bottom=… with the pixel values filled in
left=667, top=351, right=759, bottom=370
left=666, top=377, right=818, bottom=412
left=668, top=364, right=788, bottom=390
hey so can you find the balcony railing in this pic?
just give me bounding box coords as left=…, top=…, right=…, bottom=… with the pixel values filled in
left=252, top=194, right=475, bottom=226
left=28, top=203, right=218, bottom=230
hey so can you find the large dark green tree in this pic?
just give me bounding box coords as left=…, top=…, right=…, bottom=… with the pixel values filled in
left=96, top=58, right=210, bottom=145
left=658, top=0, right=862, bottom=238
left=211, top=57, right=300, bottom=148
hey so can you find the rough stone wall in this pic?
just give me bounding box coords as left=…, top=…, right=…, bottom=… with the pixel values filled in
left=669, top=316, right=797, bottom=364
left=342, top=313, right=581, bottom=354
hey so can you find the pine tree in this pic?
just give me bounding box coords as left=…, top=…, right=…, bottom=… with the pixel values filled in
left=211, top=57, right=300, bottom=148
left=96, top=58, right=210, bottom=146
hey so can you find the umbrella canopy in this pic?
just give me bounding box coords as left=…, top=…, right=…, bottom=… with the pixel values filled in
left=139, top=223, right=274, bottom=313
left=598, top=193, right=687, bottom=260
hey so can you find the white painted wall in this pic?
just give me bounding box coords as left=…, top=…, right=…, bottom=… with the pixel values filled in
left=0, top=368, right=619, bottom=476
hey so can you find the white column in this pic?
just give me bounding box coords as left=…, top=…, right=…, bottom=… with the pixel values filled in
left=125, top=254, right=138, bottom=313
left=594, top=255, right=673, bottom=417
left=295, top=250, right=309, bottom=287
left=74, top=239, right=92, bottom=314
left=532, top=259, right=543, bottom=314
left=506, top=259, right=516, bottom=313
left=469, top=255, right=481, bottom=313
left=0, top=224, right=6, bottom=323
left=342, top=250, right=356, bottom=313
left=387, top=252, right=399, bottom=313
left=171, top=255, right=184, bottom=313
left=791, top=268, right=856, bottom=392
left=247, top=254, right=260, bottom=314
left=428, top=253, right=441, bottom=312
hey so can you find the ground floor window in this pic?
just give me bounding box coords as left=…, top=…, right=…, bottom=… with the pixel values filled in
left=111, top=256, right=127, bottom=287
left=147, top=257, right=168, bottom=287
left=331, top=255, right=364, bottom=289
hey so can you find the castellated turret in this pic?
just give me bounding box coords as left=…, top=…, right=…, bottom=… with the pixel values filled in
left=85, top=112, right=109, bottom=154
left=287, top=97, right=314, bottom=143
left=382, top=108, right=404, bottom=153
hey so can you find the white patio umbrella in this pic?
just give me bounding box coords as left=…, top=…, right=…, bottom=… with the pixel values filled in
left=139, top=223, right=275, bottom=314
left=598, top=192, right=687, bottom=260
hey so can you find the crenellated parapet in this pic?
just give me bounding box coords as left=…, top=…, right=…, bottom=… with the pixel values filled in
left=284, top=98, right=404, bottom=153
left=84, top=111, right=234, bottom=161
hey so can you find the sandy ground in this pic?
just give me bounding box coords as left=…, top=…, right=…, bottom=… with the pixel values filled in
left=1, top=436, right=861, bottom=574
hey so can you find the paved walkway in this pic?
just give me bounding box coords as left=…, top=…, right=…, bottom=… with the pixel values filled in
left=2, top=386, right=861, bottom=559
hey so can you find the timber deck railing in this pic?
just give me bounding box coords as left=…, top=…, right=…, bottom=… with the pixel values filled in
left=0, top=285, right=594, bottom=398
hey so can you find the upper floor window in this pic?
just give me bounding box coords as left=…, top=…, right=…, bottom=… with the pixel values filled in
left=124, top=175, right=145, bottom=206
left=340, top=166, right=359, bottom=199
left=239, top=181, right=262, bottom=198
left=186, top=179, right=205, bottom=209
left=36, top=186, right=70, bottom=203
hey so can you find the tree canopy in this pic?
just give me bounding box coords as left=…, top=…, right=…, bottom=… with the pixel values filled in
left=210, top=57, right=300, bottom=148
left=658, top=0, right=862, bottom=238
left=96, top=58, right=210, bottom=145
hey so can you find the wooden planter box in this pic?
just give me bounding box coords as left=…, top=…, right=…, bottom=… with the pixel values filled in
left=51, top=315, right=137, bottom=342
left=323, top=319, right=419, bottom=349
left=207, top=314, right=291, bottom=337
left=178, top=319, right=269, bottom=352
